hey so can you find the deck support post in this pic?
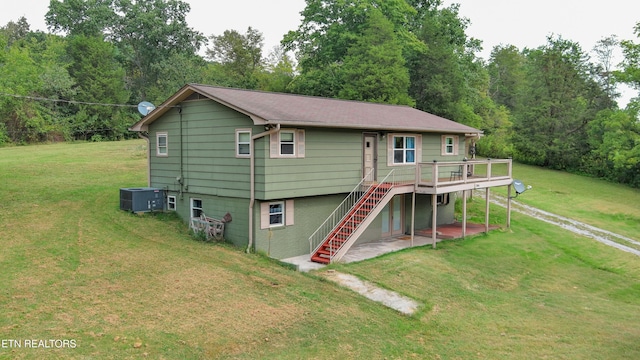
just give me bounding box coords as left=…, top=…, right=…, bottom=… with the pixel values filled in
left=462, top=190, right=467, bottom=238
left=507, top=184, right=512, bottom=228
left=411, top=191, right=416, bottom=247
left=485, top=188, right=490, bottom=234
left=432, top=193, right=437, bottom=248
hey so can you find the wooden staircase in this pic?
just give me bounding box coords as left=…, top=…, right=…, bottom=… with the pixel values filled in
left=311, top=183, right=394, bottom=264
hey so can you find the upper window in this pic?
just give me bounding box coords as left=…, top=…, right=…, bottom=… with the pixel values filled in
left=236, top=129, right=251, bottom=157
left=156, top=132, right=168, bottom=156
left=270, top=130, right=305, bottom=158
left=279, top=131, right=295, bottom=156
left=393, top=136, right=416, bottom=164
left=442, top=135, right=459, bottom=156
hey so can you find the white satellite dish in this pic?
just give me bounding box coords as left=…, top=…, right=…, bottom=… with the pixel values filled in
left=137, top=101, right=156, bottom=116
left=510, top=179, right=532, bottom=198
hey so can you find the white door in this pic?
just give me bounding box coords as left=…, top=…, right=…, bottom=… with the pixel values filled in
left=363, top=134, right=377, bottom=180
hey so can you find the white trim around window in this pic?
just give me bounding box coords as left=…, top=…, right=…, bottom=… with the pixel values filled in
left=156, top=132, right=168, bottom=157
left=260, top=200, right=295, bottom=229
left=269, top=129, right=305, bottom=158
left=191, top=198, right=203, bottom=218
left=387, top=134, right=422, bottom=166
left=236, top=129, right=251, bottom=157
left=441, top=135, right=459, bottom=156
left=167, top=195, right=176, bottom=211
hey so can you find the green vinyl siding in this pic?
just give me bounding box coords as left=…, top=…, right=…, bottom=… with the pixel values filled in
left=257, top=128, right=364, bottom=200
left=149, top=99, right=261, bottom=198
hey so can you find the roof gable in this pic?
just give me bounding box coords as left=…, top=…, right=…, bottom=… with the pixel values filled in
left=130, top=84, right=482, bottom=135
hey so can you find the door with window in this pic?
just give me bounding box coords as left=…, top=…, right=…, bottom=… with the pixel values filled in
left=381, top=195, right=404, bottom=237
left=363, top=133, right=377, bottom=180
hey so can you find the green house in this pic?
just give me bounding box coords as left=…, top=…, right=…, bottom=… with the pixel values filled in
left=130, top=84, right=513, bottom=263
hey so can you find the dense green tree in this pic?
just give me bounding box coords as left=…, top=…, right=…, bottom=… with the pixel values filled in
left=512, top=36, right=607, bottom=169
left=257, top=46, right=296, bottom=93
left=0, top=34, right=46, bottom=143
left=46, top=0, right=206, bottom=101
left=282, top=0, right=421, bottom=98
left=65, top=35, right=132, bottom=139
left=206, top=27, right=264, bottom=89
left=337, top=9, right=413, bottom=105
left=487, top=45, right=527, bottom=111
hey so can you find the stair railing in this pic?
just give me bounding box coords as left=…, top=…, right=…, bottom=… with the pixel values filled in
left=308, top=169, right=375, bottom=254
left=324, top=169, right=396, bottom=259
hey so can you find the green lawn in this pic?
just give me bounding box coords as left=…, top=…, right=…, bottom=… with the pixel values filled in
left=1, top=140, right=639, bottom=359
left=499, top=162, right=640, bottom=241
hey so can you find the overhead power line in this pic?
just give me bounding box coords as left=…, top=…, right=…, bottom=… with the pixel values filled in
left=0, top=92, right=174, bottom=109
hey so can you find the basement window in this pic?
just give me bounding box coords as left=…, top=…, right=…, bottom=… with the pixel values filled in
left=269, top=201, right=284, bottom=227
left=436, top=193, right=450, bottom=206
left=167, top=195, right=176, bottom=211
left=260, top=200, right=295, bottom=229
left=191, top=198, right=203, bottom=218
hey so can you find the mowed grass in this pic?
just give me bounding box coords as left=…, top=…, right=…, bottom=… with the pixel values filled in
left=495, top=162, right=640, bottom=241
left=1, top=140, right=639, bottom=359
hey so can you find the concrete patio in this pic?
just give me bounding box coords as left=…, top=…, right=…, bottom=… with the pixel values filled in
left=282, top=222, right=497, bottom=272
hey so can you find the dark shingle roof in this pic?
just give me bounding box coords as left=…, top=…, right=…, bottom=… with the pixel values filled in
left=130, top=84, right=482, bottom=135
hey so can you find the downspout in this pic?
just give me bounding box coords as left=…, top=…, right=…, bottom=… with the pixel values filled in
left=137, top=132, right=151, bottom=187
left=247, top=124, right=280, bottom=253
left=179, top=106, right=184, bottom=198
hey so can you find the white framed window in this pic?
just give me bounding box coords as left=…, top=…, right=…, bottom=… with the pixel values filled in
left=260, top=200, right=295, bottom=229
left=191, top=198, right=203, bottom=218
left=236, top=129, right=251, bottom=157
left=442, top=135, right=459, bottom=156
left=393, top=135, right=416, bottom=164
left=269, top=201, right=284, bottom=227
left=270, top=130, right=305, bottom=158
left=167, top=195, right=176, bottom=211
left=156, top=132, right=168, bottom=156
left=279, top=131, right=295, bottom=156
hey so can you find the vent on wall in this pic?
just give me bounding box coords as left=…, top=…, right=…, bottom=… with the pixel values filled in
left=120, top=187, right=165, bottom=213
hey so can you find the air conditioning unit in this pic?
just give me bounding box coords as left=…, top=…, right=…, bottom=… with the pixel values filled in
left=120, top=187, right=165, bottom=213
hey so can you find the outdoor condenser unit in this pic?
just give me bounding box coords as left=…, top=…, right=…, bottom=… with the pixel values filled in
left=119, top=187, right=165, bottom=213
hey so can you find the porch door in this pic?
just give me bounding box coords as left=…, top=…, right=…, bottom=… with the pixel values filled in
left=363, top=133, right=377, bottom=180
left=381, top=195, right=404, bottom=237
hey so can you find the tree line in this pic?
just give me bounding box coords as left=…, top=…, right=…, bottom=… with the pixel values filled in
left=1, top=0, right=639, bottom=187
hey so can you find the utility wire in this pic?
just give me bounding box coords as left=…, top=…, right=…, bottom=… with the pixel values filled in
left=0, top=92, right=176, bottom=109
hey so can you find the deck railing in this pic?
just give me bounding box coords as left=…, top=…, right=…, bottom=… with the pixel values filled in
left=416, top=158, right=512, bottom=187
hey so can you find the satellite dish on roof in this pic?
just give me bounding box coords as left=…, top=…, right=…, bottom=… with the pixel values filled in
left=137, top=101, right=156, bottom=116
left=511, top=179, right=532, bottom=198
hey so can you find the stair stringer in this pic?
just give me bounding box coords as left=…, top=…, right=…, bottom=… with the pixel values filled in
left=330, top=187, right=405, bottom=262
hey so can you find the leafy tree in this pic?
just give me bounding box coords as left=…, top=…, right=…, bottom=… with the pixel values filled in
left=206, top=27, right=264, bottom=89
left=616, top=23, right=640, bottom=103
left=257, top=46, right=296, bottom=93
left=46, top=0, right=207, bottom=101
left=586, top=108, right=640, bottom=186
left=66, top=35, right=132, bottom=139
left=512, top=36, right=607, bottom=169
left=0, top=35, right=46, bottom=142
left=337, top=9, right=413, bottom=105
left=282, top=0, right=421, bottom=98
left=487, top=45, right=527, bottom=111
